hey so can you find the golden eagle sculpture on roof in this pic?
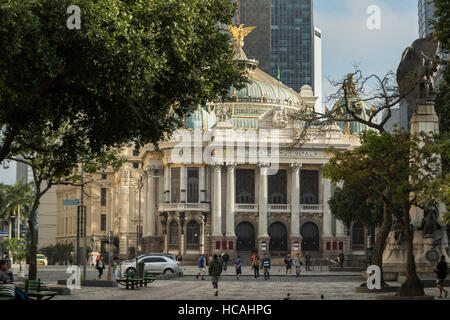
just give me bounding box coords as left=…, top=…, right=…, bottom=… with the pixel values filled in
left=228, top=24, right=256, bottom=49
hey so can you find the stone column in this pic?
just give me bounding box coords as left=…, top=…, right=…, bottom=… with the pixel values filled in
left=199, top=165, right=206, bottom=203
left=143, top=168, right=158, bottom=253
left=180, top=166, right=187, bottom=203
left=289, top=163, right=302, bottom=255
left=322, top=178, right=333, bottom=237
left=225, top=164, right=237, bottom=250
left=257, top=164, right=270, bottom=250
left=212, top=164, right=222, bottom=237
left=164, top=164, right=170, bottom=203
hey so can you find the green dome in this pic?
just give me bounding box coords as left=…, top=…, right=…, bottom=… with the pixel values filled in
left=329, top=74, right=376, bottom=135
left=331, top=96, right=374, bottom=135
left=184, top=105, right=216, bottom=131
left=227, top=67, right=302, bottom=107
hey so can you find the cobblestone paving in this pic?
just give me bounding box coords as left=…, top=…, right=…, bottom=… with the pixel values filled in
left=53, top=279, right=447, bottom=301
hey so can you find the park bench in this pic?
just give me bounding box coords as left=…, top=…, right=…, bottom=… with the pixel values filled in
left=116, top=271, right=157, bottom=290
left=23, top=279, right=57, bottom=300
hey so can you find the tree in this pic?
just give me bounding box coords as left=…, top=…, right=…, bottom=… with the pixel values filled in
left=2, top=0, right=249, bottom=280
left=4, top=238, right=27, bottom=271
left=0, top=0, right=248, bottom=162
left=4, top=179, right=34, bottom=239
left=326, top=131, right=444, bottom=296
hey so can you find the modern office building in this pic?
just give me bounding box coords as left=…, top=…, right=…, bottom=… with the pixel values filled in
left=236, top=0, right=315, bottom=94
left=418, top=0, right=436, bottom=38
left=313, top=26, right=322, bottom=114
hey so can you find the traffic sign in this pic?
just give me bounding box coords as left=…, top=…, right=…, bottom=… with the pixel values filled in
left=63, top=199, right=79, bottom=206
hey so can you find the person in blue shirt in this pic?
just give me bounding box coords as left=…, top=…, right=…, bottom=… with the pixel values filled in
left=261, top=253, right=271, bottom=280
left=234, top=256, right=242, bottom=280
left=196, top=254, right=206, bottom=280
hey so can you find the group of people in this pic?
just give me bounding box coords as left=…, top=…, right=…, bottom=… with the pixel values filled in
left=283, top=253, right=313, bottom=275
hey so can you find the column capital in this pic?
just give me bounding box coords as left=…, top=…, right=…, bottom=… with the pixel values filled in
left=257, top=161, right=271, bottom=168
left=225, top=162, right=236, bottom=170
left=213, top=162, right=223, bottom=172
left=289, top=162, right=302, bottom=172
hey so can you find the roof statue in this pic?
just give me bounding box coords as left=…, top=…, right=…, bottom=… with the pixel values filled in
left=396, top=34, right=440, bottom=110
left=228, top=24, right=256, bottom=49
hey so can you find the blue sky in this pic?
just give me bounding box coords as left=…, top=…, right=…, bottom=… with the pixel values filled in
left=314, top=0, right=419, bottom=106
left=0, top=0, right=420, bottom=185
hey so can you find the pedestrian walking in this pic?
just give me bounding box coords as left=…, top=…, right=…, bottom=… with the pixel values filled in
left=112, top=257, right=120, bottom=279
left=234, top=256, right=242, bottom=280
left=338, top=251, right=345, bottom=269
left=433, top=255, right=448, bottom=298
left=252, top=254, right=260, bottom=279
left=221, top=251, right=230, bottom=271
left=196, top=254, right=206, bottom=280
left=261, top=253, right=271, bottom=280
left=176, top=252, right=183, bottom=266
left=284, top=253, right=293, bottom=275
left=95, top=255, right=105, bottom=280
left=304, top=253, right=312, bottom=271
left=294, top=253, right=302, bottom=277
left=208, top=254, right=223, bottom=296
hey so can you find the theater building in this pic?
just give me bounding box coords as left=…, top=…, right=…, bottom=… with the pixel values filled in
left=56, top=27, right=375, bottom=264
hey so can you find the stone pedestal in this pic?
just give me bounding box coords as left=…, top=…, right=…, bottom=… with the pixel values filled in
left=382, top=100, right=449, bottom=276
left=142, top=235, right=163, bottom=253
left=289, top=236, right=303, bottom=257
left=224, top=236, right=238, bottom=254
left=257, top=236, right=270, bottom=255
left=210, top=236, right=224, bottom=255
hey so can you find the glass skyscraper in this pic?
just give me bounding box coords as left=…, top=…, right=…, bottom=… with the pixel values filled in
left=270, top=0, right=314, bottom=92
left=236, top=0, right=315, bottom=93
left=418, top=0, right=436, bottom=38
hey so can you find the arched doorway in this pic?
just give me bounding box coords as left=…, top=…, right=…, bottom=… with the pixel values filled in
left=236, top=222, right=255, bottom=252
left=301, top=222, right=319, bottom=252
left=268, top=222, right=288, bottom=256
left=352, top=222, right=365, bottom=250
left=168, top=221, right=179, bottom=249
left=186, top=220, right=200, bottom=250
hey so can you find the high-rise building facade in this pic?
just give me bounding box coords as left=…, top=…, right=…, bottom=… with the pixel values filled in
left=236, top=0, right=315, bottom=93
left=418, top=0, right=436, bottom=38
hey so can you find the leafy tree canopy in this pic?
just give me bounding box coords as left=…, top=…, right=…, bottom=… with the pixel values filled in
left=0, top=0, right=248, bottom=161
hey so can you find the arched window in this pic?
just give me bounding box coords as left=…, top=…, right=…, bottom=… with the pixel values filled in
left=301, top=222, right=320, bottom=251
left=352, top=222, right=365, bottom=250
left=169, top=221, right=179, bottom=247
left=186, top=220, right=200, bottom=250
left=236, top=169, right=255, bottom=204
left=268, top=170, right=287, bottom=204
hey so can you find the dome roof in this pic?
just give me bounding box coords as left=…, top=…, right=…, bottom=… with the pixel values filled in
left=184, top=104, right=216, bottom=131
left=331, top=96, right=374, bottom=135
left=231, top=68, right=302, bottom=106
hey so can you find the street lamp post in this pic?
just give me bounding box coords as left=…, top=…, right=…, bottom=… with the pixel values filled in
left=135, top=176, right=143, bottom=275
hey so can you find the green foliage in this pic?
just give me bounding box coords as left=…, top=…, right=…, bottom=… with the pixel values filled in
left=39, top=243, right=74, bottom=265
left=4, top=238, right=27, bottom=263
left=324, top=131, right=445, bottom=218
left=328, top=186, right=383, bottom=230
left=0, top=0, right=248, bottom=160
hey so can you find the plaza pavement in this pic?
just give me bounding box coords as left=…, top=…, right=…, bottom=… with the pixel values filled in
left=25, top=265, right=447, bottom=300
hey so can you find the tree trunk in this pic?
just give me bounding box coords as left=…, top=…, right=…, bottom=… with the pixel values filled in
left=397, top=206, right=424, bottom=296
left=8, top=218, right=12, bottom=240
left=372, top=197, right=392, bottom=286
left=17, top=205, right=21, bottom=240
left=27, top=201, right=39, bottom=280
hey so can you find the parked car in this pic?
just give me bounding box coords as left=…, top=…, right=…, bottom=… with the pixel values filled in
left=121, top=255, right=181, bottom=275
left=136, top=253, right=176, bottom=261
left=36, top=254, right=48, bottom=266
